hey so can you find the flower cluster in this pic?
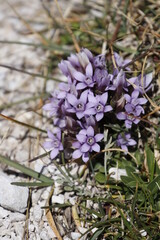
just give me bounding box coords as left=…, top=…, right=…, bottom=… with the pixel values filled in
left=43, top=49, right=152, bottom=161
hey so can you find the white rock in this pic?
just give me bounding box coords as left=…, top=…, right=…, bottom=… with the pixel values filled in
left=0, top=220, right=3, bottom=227
left=70, top=166, right=79, bottom=178
left=33, top=205, right=42, bottom=222
left=69, top=197, right=77, bottom=206
left=13, top=222, right=24, bottom=238
left=40, top=230, right=49, bottom=240
left=35, top=234, right=41, bottom=240
left=10, top=212, right=26, bottom=222
left=0, top=171, right=29, bottom=213
left=29, top=224, right=35, bottom=232
left=1, top=236, right=11, bottom=240
left=108, top=167, right=127, bottom=181
left=52, top=194, right=64, bottom=204
left=45, top=226, right=56, bottom=238
left=41, top=190, right=49, bottom=200
left=63, top=237, right=71, bottom=240
left=71, top=232, right=81, bottom=240
left=2, top=219, right=10, bottom=228
left=78, top=226, right=88, bottom=234
left=140, top=229, right=147, bottom=237
left=47, top=165, right=56, bottom=174
left=92, top=227, right=98, bottom=233
left=0, top=207, right=10, bottom=218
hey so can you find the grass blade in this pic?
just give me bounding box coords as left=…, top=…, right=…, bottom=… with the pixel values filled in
left=0, top=155, right=54, bottom=183
left=0, top=40, right=72, bottom=53
left=0, top=64, right=63, bottom=83
left=0, top=113, right=47, bottom=133
left=0, top=92, right=49, bottom=110
left=11, top=181, right=53, bottom=187
left=89, top=228, right=104, bottom=240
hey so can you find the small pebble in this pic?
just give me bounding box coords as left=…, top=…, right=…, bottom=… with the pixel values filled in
left=71, top=232, right=81, bottom=240
left=52, top=194, right=65, bottom=204
left=140, top=229, right=147, bottom=237
left=40, top=230, right=49, bottom=240
left=108, top=168, right=127, bottom=181
left=33, top=205, right=42, bottom=222
left=29, top=224, right=35, bottom=232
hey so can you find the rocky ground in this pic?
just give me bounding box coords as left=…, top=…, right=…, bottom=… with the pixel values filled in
left=0, top=0, right=159, bottom=239
left=0, top=1, right=77, bottom=239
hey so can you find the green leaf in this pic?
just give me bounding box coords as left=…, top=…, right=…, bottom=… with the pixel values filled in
left=147, top=175, right=160, bottom=194
left=95, top=172, right=106, bottom=184
left=93, top=162, right=103, bottom=171
left=99, top=166, right=105, bottom=173
left=125, top=166, right=136, bottom=176
left=0, top=155, right=54, bottom=183
left=11, top=181, right=53, bottom=187
left=89, top=228, right=104, bottom=240
left=145, top=145, right=155, bottom=181
left=121, top=176, right=137, bottom=188
left=80, top=204, right=104, bottom=218
left=134, top=150, right=143, bottom=166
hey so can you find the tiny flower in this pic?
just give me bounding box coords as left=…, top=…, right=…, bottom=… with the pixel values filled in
left=93, top=68, right=111, bottom=91
left=43, top=128, right=63, bottom=159
left=58, top=60, right=70, bottom=77
left=116, top=133, right=136, bottom=153
left=124, top=90, right=147, bottom=116
left=116, top=111, right=140, bottom=128
left=114, top=52, right=131, bottom=71
left=72, top=126, right=104, bottom=162
left=43, top=93, right=64, bottom=117
left=73, top=63, right=95, bottom=90
left=66, top=90, right=94, bottom=119
left=77, top=50, right=90, bottom=69
left=93, top=54, right=106, bottom=68
left=129, top=73, right=152, bottom=93
left=82, top=48, right=94, bottom=61
left=110, top=69, right=128, bottom=92
left=85, top=92, right=112, bottom=121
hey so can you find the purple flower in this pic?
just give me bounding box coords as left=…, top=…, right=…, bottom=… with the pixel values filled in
left=72, top=126, right=104, bottom=162
left=116, top=112, right=140, bottom=128
left=114, top=52, right=131, bottom=71
left=116, top=90, right=147, bottom=128
left=117, top=133, right=136, bottom=153
left=93, top=68, right=111, bottom=91
left=73, top=63, right=95, bottom=90
left=82, top=48, right=94, bottom=61
left=85, top=92, right=112, bottom=121
left=93, top=54, right=106, bottom=68
left=58, top=49, right=92, bottom=79
left=110, top=69, right=128, bottom=92
left=124, top=90, right=147, bottom=116
left=129, top=73, right=152, bottom=93
left=43, top=92, right=64, bottom=117
left=43, top=128, right=63, bottom=159
left=66, top=90, right=94, bottom=119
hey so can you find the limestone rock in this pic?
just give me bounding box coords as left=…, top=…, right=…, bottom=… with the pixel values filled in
left=0, top=171, right=29, bottom=213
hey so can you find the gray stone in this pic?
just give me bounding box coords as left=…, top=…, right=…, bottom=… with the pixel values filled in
left=71, top=232, right=81, bottom=240
left=52, top=194, right=65, bottom=204
left=10, top=212, right=26, bottom=222
left=33, top=205, right=42, bottom=222
left=0, top=207, right=10, bottom=218
left=0, top=171, right=29, bottom=213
